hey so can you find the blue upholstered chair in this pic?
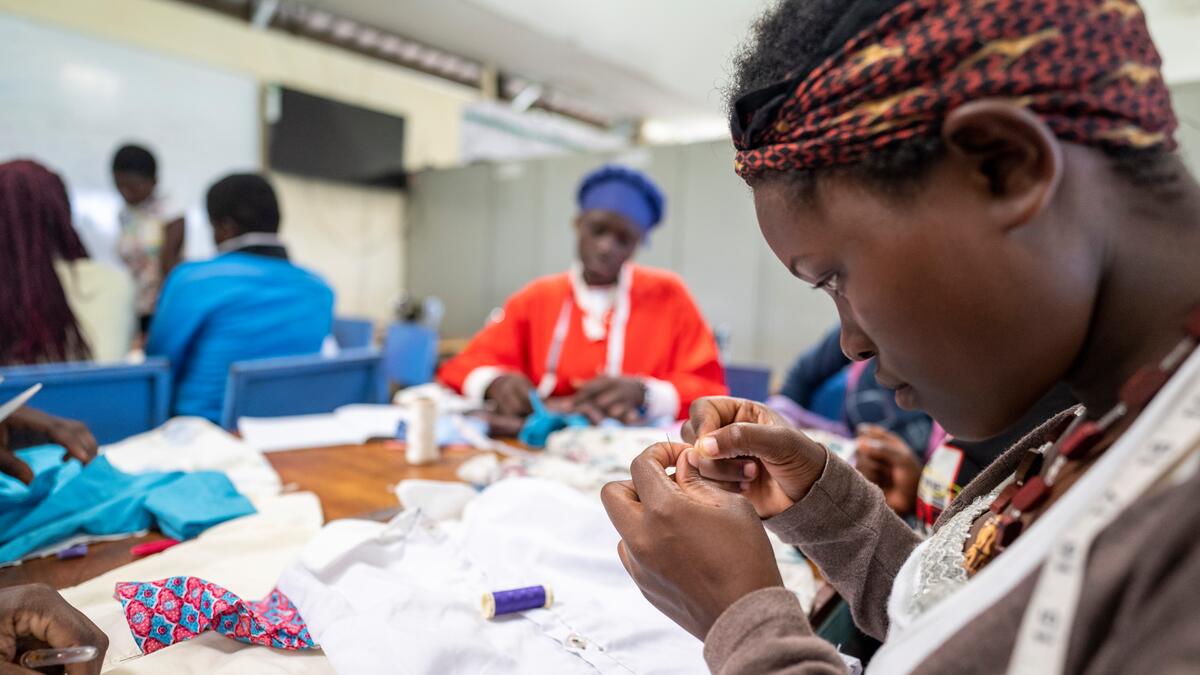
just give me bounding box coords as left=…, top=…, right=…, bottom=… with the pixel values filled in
left=0, top=360, right=171, bottom=444
left=724, top=364, right=773, bottom=403
left=220, top=348, right=387, bottom=430
left=332, top=317, right=375, bottom=349
left=383, top=322, right=437, bottom=389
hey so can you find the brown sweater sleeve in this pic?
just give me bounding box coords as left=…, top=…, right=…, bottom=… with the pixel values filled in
left=703, top=588, right=849, bottom=675
left=703, top=452, right=920, bottom=674
left=763, top=451, right=920, bottom=639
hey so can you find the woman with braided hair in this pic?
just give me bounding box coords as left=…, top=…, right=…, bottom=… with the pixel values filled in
left=0, top=159, right=114, bottom=481
left=0, top=159, right=134, bottom=366
left=602, top=1, right=1200, bottom=673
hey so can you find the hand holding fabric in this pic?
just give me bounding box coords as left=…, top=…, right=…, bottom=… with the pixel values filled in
left=6, top=407, right=98, bottom=466
left=682, top=397, right=828, bottom=518
left=0, top=422, right=33, bottom=485
left=0, top=583, right=108, bottom=675
left=484, top=374, right=536, bottom=417
left=570, top=376, right=646, bottom=424
left=601, top=442, right=784, bottom=640
left=854, top=424, right=921, bottom=516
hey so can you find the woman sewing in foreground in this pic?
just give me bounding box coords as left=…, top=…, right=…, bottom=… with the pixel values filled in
left=602, top=0, right=1200, bottom=672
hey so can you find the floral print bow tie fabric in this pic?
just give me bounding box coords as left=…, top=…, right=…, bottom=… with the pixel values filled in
left=115, top=576, right=317, bottom=654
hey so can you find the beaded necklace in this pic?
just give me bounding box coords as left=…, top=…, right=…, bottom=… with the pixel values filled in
left=963, top=306, right=1200, bottom=575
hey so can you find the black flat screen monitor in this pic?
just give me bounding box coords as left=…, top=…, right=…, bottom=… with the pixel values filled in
left=268, top=86, right=407, bottom=187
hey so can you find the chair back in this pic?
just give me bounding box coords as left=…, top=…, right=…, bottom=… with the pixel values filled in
left=383, top=322, right=437, bottom=388
left=0, top=360, right=171, bottom=444
left=332, top=317, right=375, bottom=349
left=724, top=364, right=772, bottom=403
left=220, top=348, right=387, bottom=430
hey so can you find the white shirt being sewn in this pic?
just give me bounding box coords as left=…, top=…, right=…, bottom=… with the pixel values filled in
left=277, top=479, right=706, bottom=675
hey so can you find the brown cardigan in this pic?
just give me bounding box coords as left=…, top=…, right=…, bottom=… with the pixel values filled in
left=703, top=412, right=1200, bottom=673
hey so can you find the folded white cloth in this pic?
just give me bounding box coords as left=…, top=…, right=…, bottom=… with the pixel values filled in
left=394, top=479, right=479, bottom=521
left=102, top=417, right=282, bottom=498
left=278, top=479, right=709, bottom=675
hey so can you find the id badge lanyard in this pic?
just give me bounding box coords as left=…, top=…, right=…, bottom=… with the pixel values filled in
left=536, top=265, right=633, bottom=399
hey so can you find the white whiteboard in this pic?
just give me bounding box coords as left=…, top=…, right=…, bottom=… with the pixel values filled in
left=0, top=14, right=260, bottom=262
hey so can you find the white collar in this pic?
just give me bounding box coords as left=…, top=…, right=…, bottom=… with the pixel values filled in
left=569, top=263, right=626, bottom=342
left=218, top=232, right=285, bottom=254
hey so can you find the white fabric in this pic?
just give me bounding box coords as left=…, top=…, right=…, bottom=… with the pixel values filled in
left=320, top=334, right=340, bottom=357
left=238, top=415, right=368, bottom=453
left=569, top=263, right=618, bottom=342
left=870, top=348, right=1200, bottom=673
left=238, top=405, right=407, bottom=453
left=102, top=417, right=281, bottom=499
left=640, top=376, right=680, bottom=420
left=394, top=383, right=480, bottom=415
left=59, top=492, right=332, bottom=674
left=277, top=479, right=709, bottom=675
left=800, top=429, right=858, bottom=464
left=456, top=453, right=504, bottom=486
left=603, top=264, right=634, bottom=378
left=544, top=427, right=683, bottom=480
left=331, top=404, right=409, bottom=440
left=560, top=263, right=633, bottom=382
left=886, top=479, right=1012, bottom=634
left=55, top=259, right=136, bottom=363
left=477, top=434, right=821, bottom=611
left=394, top=479, right=479, bottom=521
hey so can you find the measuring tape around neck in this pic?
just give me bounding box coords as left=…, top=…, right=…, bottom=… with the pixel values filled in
left=535, top=265, right=633, bottom=398
left=1008, top=373, right=1200, bottom=674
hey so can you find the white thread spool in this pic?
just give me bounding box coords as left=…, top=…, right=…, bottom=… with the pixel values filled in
left=406, top=397, right=439, bottom=465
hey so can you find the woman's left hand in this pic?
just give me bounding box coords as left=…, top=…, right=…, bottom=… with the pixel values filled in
left=854, top=424, right=921, bottom=516
left=571, top=376, right=646, bottom=424
left=6, top=407, right=98, bottom=465
left=601, top=442, right=784, bottom=640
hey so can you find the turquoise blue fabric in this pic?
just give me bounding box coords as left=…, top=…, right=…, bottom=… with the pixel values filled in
left=146, top=252, right=335, bottom=423
left=144, top=472, right=255, bottom=541
left=518, top=395, right=591, bottom=449
left=0, top=445, right=255, bottom=563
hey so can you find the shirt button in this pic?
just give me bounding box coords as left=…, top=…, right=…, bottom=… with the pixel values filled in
left=565, top=633, right=588, bottom=650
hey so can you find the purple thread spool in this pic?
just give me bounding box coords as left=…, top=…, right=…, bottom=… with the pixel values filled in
left=56, top=543, right=88, bottom=560
left=481, top=585, right=554, bottom=619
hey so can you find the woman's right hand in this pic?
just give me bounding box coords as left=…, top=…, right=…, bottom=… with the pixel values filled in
left=0, top=583, right=108, bottom=674
left=682, top=397, right=829, bottom=519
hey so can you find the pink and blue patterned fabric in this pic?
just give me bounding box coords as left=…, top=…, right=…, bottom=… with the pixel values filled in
left=115, top=576, right=316, bottom=654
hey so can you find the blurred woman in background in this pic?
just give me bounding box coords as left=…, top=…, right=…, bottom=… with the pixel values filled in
left=0, top=159, right=134, bottom=365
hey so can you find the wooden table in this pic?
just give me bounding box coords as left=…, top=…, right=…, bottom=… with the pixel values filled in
left=0, top=441, right=486, bottom=590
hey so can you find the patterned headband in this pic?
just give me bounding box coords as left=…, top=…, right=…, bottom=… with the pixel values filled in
left=731, top=0, right=1177, bottom=180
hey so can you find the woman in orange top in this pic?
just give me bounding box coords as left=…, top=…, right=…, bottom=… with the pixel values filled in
left=439, top=165, right=727, bottom=428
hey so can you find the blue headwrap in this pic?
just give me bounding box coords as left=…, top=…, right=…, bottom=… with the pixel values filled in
left=576, top=164, right=666, bottom=236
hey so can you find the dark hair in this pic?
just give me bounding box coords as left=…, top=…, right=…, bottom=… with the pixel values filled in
left=728, top=0, right=1182, bottom=197
left=111, top=144, right=157, bottom=179
left=206, top=173, right=281, bottom=234
left=0, top=160, right=92, bottom=365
